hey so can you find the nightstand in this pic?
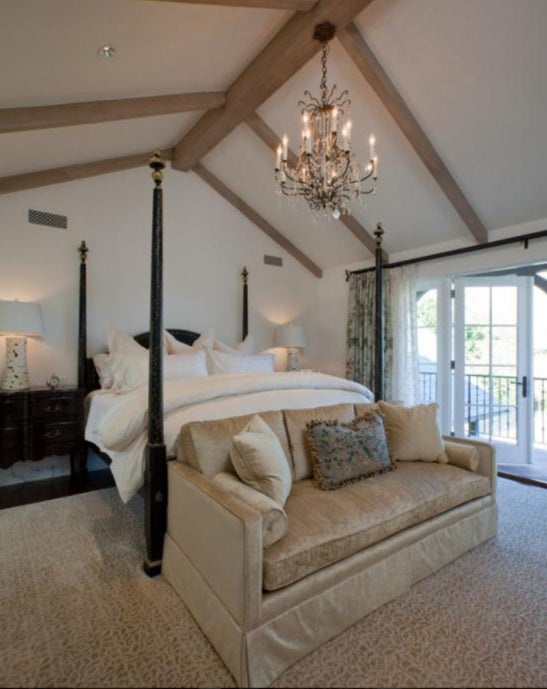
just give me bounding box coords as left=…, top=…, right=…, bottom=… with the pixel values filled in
left=0, top=387, right=86, bottom=476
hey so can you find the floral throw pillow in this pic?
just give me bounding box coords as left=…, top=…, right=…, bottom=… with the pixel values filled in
left=306, top=411, right=395, bottom=491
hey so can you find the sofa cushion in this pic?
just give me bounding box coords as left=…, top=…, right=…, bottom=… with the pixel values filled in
left=284, top=404, right=356, bottom=481
left=176, top=410, right=290, bottom=479
left=263, top=461, right=491, bottom=591
left=306, top=411, right=394, bottom=491
left=378, top=401, right=448, bottom=463
left=230, top=415, right=292, bottom=506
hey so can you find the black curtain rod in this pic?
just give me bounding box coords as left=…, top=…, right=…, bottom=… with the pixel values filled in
left=346, top=228, right=547, bottom=278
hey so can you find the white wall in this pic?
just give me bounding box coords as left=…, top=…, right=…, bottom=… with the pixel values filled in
left=310, top=217, right=547, bottom=379
left=0, top=164, right=318, bottom=483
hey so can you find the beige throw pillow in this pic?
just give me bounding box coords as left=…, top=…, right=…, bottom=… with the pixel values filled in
left=378, top=401, right=448, bottom=462
left=211, top=472, right=288, bottom=547
left=230, top=415, right=292, bottom=507
left=443, top=441, right=480, bottom=472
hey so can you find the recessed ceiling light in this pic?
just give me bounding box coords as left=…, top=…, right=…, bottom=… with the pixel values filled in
left=97, top=45, right=116, bottom=59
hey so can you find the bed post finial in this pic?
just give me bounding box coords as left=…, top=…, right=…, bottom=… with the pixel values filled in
left=374, top=222, right=384, bottom=247
left=242, top=266, right=249, bottom=284
left=149, top=150, right=165, bottom=186
left=78, top=240, right=89, bottom=263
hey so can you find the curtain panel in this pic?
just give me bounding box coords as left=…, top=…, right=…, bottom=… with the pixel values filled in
left=346, top=265, right=418, bottom=404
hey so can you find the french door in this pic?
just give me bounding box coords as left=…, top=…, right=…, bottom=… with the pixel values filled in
left=453, top=276, right=533, bottom=463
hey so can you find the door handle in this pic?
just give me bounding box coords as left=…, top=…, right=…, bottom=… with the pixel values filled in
left=513, top=375, right=528, bottom=398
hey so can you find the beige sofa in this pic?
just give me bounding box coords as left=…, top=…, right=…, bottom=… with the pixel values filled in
left=162, top=403, right=497, bottom=687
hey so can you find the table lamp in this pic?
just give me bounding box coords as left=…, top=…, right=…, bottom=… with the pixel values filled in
left=274, top=323, right=307, bottom=371
left=0, top=300, right=44, bottom=391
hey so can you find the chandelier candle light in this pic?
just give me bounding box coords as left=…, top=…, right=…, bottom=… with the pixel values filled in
left=275, top=22, right=378, bottom=220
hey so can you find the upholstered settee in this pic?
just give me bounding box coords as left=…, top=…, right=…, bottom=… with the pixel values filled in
left=162, top=403, right=497, bottom=688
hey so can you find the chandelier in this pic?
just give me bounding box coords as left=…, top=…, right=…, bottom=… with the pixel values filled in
left=275, top=22, right=378, bottom=220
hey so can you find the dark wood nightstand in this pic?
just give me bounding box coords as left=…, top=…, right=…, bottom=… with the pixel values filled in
left=0, top=387, right=86, bottom=476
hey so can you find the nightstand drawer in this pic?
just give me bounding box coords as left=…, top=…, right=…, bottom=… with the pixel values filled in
left=32, top=421, right=80, bottom=446
left=31, top=395, right=80, bottom=420
left=0, top=425, right=28, bottom=450
left=0, top=397, right=26, bottom=423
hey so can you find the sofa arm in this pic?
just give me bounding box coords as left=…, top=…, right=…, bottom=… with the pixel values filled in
left=442, top=435, right=496, bottom=494
left=167, top=462, right=263, bottom=627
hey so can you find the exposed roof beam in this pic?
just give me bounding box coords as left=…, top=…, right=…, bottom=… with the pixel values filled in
left=193, top=163, right=322, bottom=277
left=338, top=22, right=488, bottom=244
left=534, top=274, right=547, bottom=295
left=142, top=0, right=317, bottom=9
left=0, top=150, right=173, bottom=195
left=0, top=92, right=225, bottom=134
left=172, top=0, right=376, bottom=171
left=245, top=112, right=383, bottom=257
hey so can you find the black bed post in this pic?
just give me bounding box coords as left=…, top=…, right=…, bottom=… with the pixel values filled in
left=374, top=223, right=384, bottom=402
left=242, top=266, right=249, bottom=340
left=77, top=241, right=89, bottom=390
left=143, top=151, right=167, bottom=578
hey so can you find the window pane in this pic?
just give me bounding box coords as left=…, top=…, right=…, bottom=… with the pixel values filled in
left=492, top=326, right=517, bottom=365
left=465, top=325, right=489, bottom=364
left=465, top=287, right=490, bottom=324
left=492, top=286, right=517, bottom=325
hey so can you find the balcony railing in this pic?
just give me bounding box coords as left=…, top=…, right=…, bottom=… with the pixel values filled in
left=419, top=371, right=547, bottom=446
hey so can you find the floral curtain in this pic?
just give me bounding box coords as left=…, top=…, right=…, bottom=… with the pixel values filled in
left=346, top=271, right=392, bottom=396
left=346, top=265, right=418, bottom=404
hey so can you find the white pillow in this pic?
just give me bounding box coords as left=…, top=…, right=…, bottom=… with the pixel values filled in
left=207, top=350, right=275, bottom=375
left=93, top=353, right=114, bottom=389
left=230, top=415, right=292, bottom=507
left=191, top=328, right=215, bottom=351
left=107, top=330, right=148, bottom=356
left=164, top=330, right=192, bottom=354
left=213, top=334, right=255, bottom=355
left=107, top=350, right=208, bottom=392
left=165, top=350, right=208, bottom=379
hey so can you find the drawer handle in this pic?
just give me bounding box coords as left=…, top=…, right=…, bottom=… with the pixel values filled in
left=45, top=404, right=62, bottom=414
left=44, top=429, right=63, bottom=439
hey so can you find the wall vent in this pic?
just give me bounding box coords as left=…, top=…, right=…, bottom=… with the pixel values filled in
left=28, top=209, right=67, bottom=229
left=264, top=255, right=283, bottom=267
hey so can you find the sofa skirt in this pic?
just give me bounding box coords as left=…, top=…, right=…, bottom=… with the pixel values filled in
left=163, top=497, right=498, bottom=688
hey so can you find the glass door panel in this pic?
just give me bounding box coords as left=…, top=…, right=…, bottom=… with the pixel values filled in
left=454, top=277, right=530, bottom=463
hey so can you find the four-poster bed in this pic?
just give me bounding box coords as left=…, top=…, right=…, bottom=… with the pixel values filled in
left=79, top=152, right=374, bottom=577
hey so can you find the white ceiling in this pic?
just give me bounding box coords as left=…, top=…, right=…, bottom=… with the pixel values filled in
left=2, top=0, right=547, bottom=269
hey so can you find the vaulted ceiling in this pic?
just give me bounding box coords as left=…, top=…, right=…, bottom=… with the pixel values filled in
left=2, top=0, right=546, bottom=274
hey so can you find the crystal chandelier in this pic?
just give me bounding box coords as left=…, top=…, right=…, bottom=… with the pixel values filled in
left=275, top=22, right=378, bottom=220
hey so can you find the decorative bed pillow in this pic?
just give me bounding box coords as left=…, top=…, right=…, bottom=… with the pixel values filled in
left=164, top=330, right=192, bottom=354
left=230, top=415, right=292, bottom=507
left=207, top=350, right=275, bottom=375
left=93, top=353, right=114, bottom=389
left=378, top=401, right=448, bottom=462
left=211, top=472, right=288, bottom=547
left=214, top=334, right=255, bottom=355
left=107, top=330, right=148, bottom=356
left=306, top=411, right=394, bottom=491
left=107, top=350, right=208, bottom=392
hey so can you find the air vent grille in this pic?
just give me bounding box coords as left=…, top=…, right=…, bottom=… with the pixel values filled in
left=264, top=255, right=283, bottom=267
left=28, top=209, right=67, bottom=229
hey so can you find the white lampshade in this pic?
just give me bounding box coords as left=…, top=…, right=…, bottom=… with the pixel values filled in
left=274, top=323, right=308, bottom=349
left=0, top=300, right=44, bottom=336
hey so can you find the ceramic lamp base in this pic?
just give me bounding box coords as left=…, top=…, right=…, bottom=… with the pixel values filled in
left=1, top=337, right=30, bottom=390
left=286, top=347, right=301, bottom=372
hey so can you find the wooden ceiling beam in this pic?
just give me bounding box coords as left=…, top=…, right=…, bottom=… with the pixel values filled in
left=0, top=150, right=173, bottom=195
left=193, top=163, right=323, bottom=277
left=338, top=23, right=488, bottom=244
left=245, top=112, right=383, bottom=257
left=0, top=92, right=225, bottom=134
left=172, top=0, right=376, bottom=171
left=142, top=0, right=317, bottom=9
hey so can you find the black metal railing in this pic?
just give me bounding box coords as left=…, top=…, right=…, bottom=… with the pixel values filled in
left=418, top=371, right=547, bottom=446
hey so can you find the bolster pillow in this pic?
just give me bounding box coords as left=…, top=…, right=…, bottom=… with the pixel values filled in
left=442, top=441, right=480, bottom=472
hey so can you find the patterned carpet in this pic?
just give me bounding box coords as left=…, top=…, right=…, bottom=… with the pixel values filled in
left=1, top=478, right=546, bottom=688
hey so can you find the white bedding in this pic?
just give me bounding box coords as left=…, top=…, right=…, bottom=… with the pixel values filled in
left=85, top=371, right=373, bottom=502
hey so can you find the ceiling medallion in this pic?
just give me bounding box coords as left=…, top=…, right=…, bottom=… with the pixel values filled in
left=275, top=22, right=378, bottom=220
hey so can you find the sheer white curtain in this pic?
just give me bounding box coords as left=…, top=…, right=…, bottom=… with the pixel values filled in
left=388, top=265, right=419, bottom=405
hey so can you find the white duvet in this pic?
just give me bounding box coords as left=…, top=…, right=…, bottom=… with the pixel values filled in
left=85, top=371, right=374, bottom=502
